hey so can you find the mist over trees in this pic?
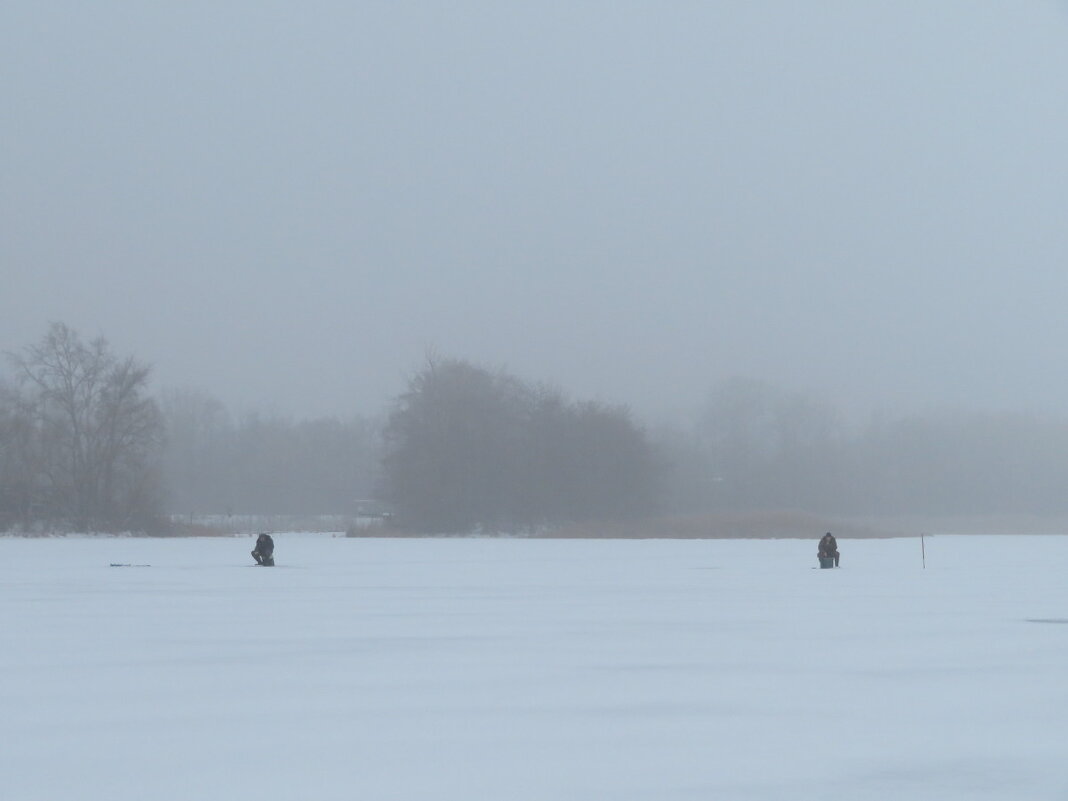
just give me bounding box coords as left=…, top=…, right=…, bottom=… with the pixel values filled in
left=692, top=378, right=842, bottom=512
left=160, top=388, right=381, bottom=517
left=6, top=324, right=1068, bottom=534
left=658, top=378, right=1068, bottom=519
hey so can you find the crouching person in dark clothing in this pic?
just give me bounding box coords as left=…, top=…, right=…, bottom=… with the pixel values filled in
left=818, top=532, right=839, bottom=568
left=252, top=533, right=275, bottom=566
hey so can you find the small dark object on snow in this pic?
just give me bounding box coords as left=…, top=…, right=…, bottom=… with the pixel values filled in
left=252, top=533, right=275, bottom=566
left=817, top=532, right=839, bottom=569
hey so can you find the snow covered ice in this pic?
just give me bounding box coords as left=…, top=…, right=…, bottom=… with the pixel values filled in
left=3, top=533, right=1068, bottom=800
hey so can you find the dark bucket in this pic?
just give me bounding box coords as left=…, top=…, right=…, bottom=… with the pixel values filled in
left=819, top=557, right=835, bottom=569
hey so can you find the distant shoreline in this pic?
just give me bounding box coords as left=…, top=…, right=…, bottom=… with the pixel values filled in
left=8, top=512, right=1068, bottom=539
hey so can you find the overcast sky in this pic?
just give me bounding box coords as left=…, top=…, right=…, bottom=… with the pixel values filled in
left=4, top=2, right=1068, bottom=423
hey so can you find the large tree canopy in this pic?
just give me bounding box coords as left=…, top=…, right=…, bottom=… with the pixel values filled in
left=382, top=357, right=658, bottom=532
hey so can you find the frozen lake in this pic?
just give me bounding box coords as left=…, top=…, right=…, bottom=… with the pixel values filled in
left=3, top=534, right=1067, bottom=800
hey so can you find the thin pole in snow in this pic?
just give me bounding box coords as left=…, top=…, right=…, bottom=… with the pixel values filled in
left=921, top=533, right=926, bottom=569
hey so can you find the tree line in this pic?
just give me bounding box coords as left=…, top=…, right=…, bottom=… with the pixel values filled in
left=0, top=325, right=656, bottom=533
left=661, top=377, right=1068, bottom=518
left=6, top=324, right=1068, bottom=533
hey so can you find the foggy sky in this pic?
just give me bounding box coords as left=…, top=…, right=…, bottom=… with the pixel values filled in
left=4, top=2, right=1068, bottom=423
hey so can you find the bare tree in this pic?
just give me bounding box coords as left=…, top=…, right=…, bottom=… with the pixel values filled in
left=5, top=323, right=164, bottom=531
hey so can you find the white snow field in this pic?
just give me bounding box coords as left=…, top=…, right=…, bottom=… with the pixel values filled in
left=3, top=534, right=1068, bottom=801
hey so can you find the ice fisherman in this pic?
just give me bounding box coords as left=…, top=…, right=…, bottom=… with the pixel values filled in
left=818, top=532, right=839, bottom=567
left=252, top=532, right=275, bottom=566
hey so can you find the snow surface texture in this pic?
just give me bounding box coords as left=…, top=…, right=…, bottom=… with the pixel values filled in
left=2, top=534, right=1067, bottom=800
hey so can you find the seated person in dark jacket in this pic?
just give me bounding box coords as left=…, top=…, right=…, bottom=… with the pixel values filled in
left=252, top=533, right=275, bottom=566
left=818, top=532, right=839, bottom=567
